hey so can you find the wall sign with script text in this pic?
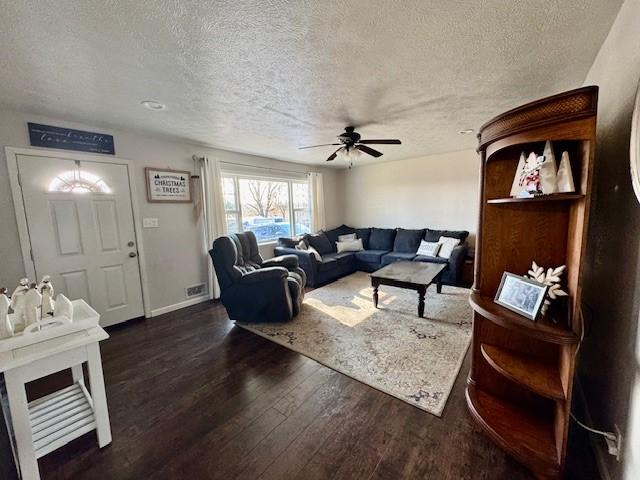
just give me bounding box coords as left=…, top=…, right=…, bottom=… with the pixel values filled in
left=28, top=123, right=115, bottom=154
left=145, top=168, right=192, bottom=203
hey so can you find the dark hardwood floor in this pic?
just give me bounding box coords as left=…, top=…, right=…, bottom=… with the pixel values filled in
left=1, top=301, right=600, bottom=479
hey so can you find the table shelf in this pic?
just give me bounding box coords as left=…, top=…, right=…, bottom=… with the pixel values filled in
left=29, top=382, right=96, bottom=459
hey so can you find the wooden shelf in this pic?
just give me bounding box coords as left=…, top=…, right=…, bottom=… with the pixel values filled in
left=465, top=383, right=559, bottom=477
left=469, top=293, right=578, bottom=345
left=480, top=344, right=565, bottom=400
left=487, top=193, right=584, bottom=204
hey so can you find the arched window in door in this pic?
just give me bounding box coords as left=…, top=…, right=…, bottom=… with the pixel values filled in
left=48, top=169, right=112, bottom=194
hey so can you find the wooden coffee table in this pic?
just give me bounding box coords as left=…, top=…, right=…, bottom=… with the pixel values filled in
left=369, top=261, right=447, bottom=318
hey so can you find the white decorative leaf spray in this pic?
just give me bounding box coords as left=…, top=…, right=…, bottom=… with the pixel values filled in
left=527, top=262, right=568, bottom=315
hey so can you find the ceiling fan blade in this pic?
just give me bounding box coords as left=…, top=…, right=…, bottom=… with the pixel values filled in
left=298, top=143, right=341, bottom=150
left=358, top=139, right=401, bottom=145
left=326, top=148, right=342, bottom=161
left=356, top=144, right=383, bottom=158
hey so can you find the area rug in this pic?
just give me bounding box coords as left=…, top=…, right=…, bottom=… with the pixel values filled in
left=237, top=271, right=472, bottom=416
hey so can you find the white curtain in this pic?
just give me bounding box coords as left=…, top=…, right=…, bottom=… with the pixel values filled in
left=309, top=172, right=326, bottom=232
left=200, top=157, right=227, bottom=299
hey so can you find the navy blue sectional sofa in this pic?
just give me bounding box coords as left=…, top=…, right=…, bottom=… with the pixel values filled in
left=274, top=225, right=469, bottom=288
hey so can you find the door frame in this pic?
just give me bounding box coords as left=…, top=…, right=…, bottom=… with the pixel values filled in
left=5, top=146, right=152, bottom=319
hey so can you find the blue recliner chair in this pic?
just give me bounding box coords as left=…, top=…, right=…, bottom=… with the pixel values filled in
left=209, top=231, right=305, bottom=322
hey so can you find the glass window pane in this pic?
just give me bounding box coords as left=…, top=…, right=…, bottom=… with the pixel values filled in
left=222, top=177, right=237, bottom=211
left=292, top=182, right=310, bottom=209
left=294, top=210, right=312, bottom=235
left=238, top=178, right=290, bottom=242
left=226, top=213, right=239, bottom=233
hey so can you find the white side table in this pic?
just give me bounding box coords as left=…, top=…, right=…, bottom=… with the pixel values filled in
left=0, top=326, right=112, bottom=480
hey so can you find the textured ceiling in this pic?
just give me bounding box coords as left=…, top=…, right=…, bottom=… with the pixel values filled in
left=0, top=0, right=623, bottom=167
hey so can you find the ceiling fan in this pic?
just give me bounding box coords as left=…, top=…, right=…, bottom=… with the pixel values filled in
left=298, top=126, right=401, bottom=163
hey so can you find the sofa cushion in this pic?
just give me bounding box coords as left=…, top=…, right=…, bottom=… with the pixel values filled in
left=317, top=256, right=338, bottom=272
left=424, top=229, right=469, bottom=243
left=414, top=255, right=449, bottom=265
left=307, top=232, right=334, bottom=255
left=354, top=249, right=390, bottom=263
left=381, top=252, right=417, bottom=265
left=324, top=225, right=355, bottom=251
left=369, top=228, right=397, bottom=251
left=324, top=252, right=356, bottom=266
left=355, top=228, right=371, bottom=249
left=393, top=228, right=426, bottom=253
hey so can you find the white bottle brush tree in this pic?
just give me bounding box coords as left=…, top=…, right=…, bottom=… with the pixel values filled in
left=527, top=262, right=568, bottom=315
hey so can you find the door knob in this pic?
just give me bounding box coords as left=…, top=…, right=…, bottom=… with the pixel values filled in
left=129, top=252, right=137, bottom=258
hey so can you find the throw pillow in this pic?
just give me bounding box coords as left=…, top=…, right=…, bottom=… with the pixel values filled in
left=324, top=225, right=355, bottom=250
left=437, top=236, right=461, bottom=259
left=417, top=240, right=441, bottom=257
left=307, top=232, right=333, bottom=255
left=338, top=233, right=357, bottom=242
left=336, top=238, right=364, bottom=253
left=296, top=241, right=322, bottom=261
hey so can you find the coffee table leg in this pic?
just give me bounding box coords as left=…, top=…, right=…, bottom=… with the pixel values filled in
left=418, top=286, right=426, bottom=318
left=437, top=278, right=443, bottom=294
left=372, top=280, right=379, bottom=308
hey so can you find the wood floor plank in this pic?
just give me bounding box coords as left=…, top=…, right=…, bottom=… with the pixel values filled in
left=257, top=379, right=369, bottom=480
left=235, top=371, right=352, bottom=479
left=0, top=300, right=598, bottom=480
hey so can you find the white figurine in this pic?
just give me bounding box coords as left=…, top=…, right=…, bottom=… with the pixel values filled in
left=23, top=283, right=42, bottom=329
left=54, top=294, right=74, bottom=322
left=540, top=141, right=558, bottom=194
left=0, top=288, right=13, bottom=339
left=39, top=275, right=55, bottom=316
left=518, top=153, right=544, bottom=195
left=510, top=152, right=527, bottom=197
left=10, top=278, right=29, bottom=332
left=556, top=151, right=575, bottom=193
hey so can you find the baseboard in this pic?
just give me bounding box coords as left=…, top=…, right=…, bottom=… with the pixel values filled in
left=574, top=377, right=613, bottom=480
left=149, top=294, right=210, bottom=317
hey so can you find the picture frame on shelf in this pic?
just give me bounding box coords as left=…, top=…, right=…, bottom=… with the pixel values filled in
left=494, top=272, right=548, bottom=321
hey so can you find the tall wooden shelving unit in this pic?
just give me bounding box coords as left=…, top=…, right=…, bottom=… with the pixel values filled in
left=466, top=86, right=598, bottom=479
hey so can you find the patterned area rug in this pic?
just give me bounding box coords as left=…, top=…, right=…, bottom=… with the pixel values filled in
left=237, top=271, right=472, bottom=416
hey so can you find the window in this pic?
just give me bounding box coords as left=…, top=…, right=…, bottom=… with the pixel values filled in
left=48, top=169, right=112, bottom=194
left=221, top=174, right=312, bottom=243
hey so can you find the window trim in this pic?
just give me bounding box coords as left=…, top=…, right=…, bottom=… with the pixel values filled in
left=221, top=172, right=312, bottom=244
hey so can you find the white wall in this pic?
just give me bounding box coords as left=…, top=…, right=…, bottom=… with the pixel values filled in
left=0, top=109, right=341, bottom=313
left=338, top=149, right=480, bottom=245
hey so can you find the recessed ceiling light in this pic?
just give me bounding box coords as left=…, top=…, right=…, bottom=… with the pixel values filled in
left=458, top=129, right=474, bottom=135
left=141, top=100, right=166, bottom=111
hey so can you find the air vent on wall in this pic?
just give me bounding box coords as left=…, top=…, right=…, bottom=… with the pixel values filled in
left=185, top=283, right=206, bottom=298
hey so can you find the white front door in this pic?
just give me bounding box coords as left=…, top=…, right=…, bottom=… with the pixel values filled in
left=17, top=154, right=144, bottom=327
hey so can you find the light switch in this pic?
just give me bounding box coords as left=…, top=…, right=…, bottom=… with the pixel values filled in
left=143, top=217, right=159, bottom=228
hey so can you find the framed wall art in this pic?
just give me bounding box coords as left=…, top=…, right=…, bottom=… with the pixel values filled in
left=145, top=168, right=192, bottom=203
